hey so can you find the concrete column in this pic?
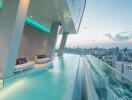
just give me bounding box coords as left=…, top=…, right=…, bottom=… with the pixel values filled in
left=58, top=32, right=68, bottom=56
left=0, top=0, right=30, bottom=79
left=48, top=22, right=61, bottom=58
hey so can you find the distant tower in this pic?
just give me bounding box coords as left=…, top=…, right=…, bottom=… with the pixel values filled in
left=121, top=64, right=124, bottom=74
left=112, top=57, right=116, bottom=68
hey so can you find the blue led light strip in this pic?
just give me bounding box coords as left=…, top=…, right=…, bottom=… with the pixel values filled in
left=0, top=0, right=3, bottom=9
left=25, top=17, right=50, bottom=33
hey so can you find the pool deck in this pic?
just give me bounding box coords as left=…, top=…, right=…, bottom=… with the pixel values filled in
left=14, top=60, right=53, bottom=76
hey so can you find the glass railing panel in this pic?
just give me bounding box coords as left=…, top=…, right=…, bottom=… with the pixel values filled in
left=87, top=55, right=132, bottom=100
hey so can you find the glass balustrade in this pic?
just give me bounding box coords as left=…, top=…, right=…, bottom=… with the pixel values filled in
left=87, top=55, right=132, bottom=100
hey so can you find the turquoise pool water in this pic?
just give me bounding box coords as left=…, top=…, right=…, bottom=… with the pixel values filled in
left=0, top=54, right=80, bottom=100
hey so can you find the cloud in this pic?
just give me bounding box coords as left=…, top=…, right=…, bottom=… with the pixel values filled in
left=104, top=33, right=115, bottom=40
left=104, top=31, right=132, bottom=41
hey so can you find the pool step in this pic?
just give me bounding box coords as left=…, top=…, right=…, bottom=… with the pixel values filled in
left=83, top=56, right=99, bottom=100
left=72, top=56, right=99, bottom=100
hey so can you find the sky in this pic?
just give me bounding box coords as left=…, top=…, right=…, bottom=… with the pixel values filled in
left=64, top=0, right=132, bottom=48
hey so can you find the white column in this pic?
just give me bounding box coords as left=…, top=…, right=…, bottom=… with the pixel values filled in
left=0, top=0, right=30, bottom=79
left=48, top=22, right=61, bottom=58
left=58, top=32, right=68, bottom=56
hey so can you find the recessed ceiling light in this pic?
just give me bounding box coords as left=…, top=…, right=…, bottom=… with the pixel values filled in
left=30, top=16, right=32, bottom=18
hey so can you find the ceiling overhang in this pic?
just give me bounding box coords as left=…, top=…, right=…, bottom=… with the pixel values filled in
left=26, top=0, right=77, bottom=34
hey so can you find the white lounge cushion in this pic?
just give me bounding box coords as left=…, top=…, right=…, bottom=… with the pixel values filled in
left=35, top=57, right=50, bottom=64
left=15, top=62, right=34, bottom=72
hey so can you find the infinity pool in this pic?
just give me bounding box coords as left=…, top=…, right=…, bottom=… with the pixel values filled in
left=0, top=54, right=80, bottom=100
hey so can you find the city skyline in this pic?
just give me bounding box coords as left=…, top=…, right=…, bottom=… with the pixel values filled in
left=65, top=0, right=132, bottom=48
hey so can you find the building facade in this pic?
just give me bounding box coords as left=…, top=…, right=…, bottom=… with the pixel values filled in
left=0, top=0, right=86, bottom=78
